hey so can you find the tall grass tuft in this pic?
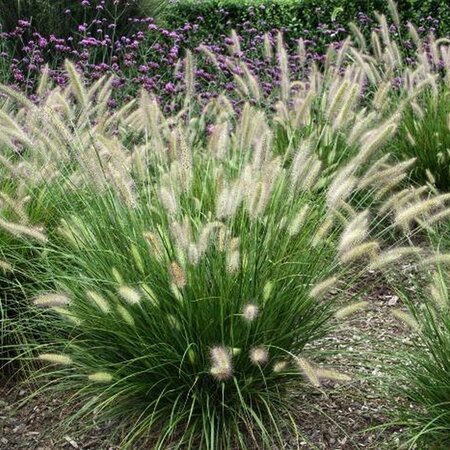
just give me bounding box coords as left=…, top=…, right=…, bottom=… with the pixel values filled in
left=393, top=267, right=450, bottom=449
left=389, top=86, right=450, bottom=191
left=2, top=27, right=450, bottom=446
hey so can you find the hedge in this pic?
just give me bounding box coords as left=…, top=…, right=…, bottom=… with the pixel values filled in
left=164, top=0, right=447, bottom=47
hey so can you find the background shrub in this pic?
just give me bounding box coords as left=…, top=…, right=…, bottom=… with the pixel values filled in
left=165, top=0, right=446, bottom=49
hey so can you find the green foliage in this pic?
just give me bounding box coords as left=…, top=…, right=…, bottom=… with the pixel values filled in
left=165, top=0, right=450, bottom=48
left=0, top=65, right=421, bottom=446
left=389, top=87, right=450, bottom=191
left=395, top=269, right=450, bottom=449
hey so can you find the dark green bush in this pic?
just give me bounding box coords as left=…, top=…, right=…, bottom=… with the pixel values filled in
left=165, top=0, right=449, bottom=48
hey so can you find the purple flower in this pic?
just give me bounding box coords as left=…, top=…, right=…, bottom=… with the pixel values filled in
left=164, top=82, right=176, bottom=94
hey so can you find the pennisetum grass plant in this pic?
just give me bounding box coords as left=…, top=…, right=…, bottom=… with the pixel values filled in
left=390, top=264, right=450, bottom=449
left=2, top=21, right=450, bottom=446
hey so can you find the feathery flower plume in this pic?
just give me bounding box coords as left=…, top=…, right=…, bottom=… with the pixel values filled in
left=249, top=346, right=269, bottom=365
left=378, top=185, right=429, bottom=215
left=263, top=33, right=273, bottom=61
left=143, top=231, right=165, bottom=262
left=327, top=175, right=357, bottom=210
left=430, top=273, right=448, bottom=310
left=65, top=60, right=88, bottom=107
left=167, top=314, right=181, bottom=331
left=38, top=353, right=72, bottom=365
left=117, top=305, right=135, bottom=326
left=335, top=301, right=369, bottom=319
left=315, top=368, right=351, bottom=382
left=356, top=121, right=397, bottom=165
left=242, top=304, right=259, bottom=322
left=387, top=0, right=400, bottom=26
left=299, top=159, right=322, bottom=192
left=141, top=283, right=159, bottom=307
left=263, top=281, right=273, bottom=302
left=0, top=259, right=12, bottom=272
left=310, top=276, right=337, bottom=300
left=184, top=50, right=195, bottom=101
left=369, top=247, right=422, bottom=270
left=395, top=194, right=450, bottom=229
left=226, top=238, right=240, bottom=274
left=159, top=186, right=178, bottom=216
left=296, top=356, right=320, bottom=387
left=349, top=22, right=367, bottom=51
left=210, top=346, right=233, bottom=381
left=340, top=241, right=379, bottom=264
left=312, top=217, right=333, bottom=247
left=419, top=253, right=450, bottom=267
left=288, top=205, right=310, bottom=236
left=0, top=218, right=47, bottom=243
left=111, top=267, right=124, bottom=284
left=276, top=32, right=290, bottom=101
left=427, top=207, right=450, bottom=225
left=87, top=290, right=110, bottom=314
left=338, top=211, right=369, bottom=254
left=392, top=309, right=419, bottom=331
left=197, top=222, right=222, bottom=255
left=374, top=174, right=408, bottom=201
left=88, top=372, right=113, bottom=383
left=52, top=307, right=82, bottom=326
left=130, top=244, right=145, bottom=274
left=169, top=261, right=187, bottom=288
left=118, top=286, right=141, bottom=305
left=229, top=30, right=241, bottom=55
left=358, top=158, right=416, bottom=191
left=34, top=293, right=70, bottom=308
left=188, top=243, right=200, bottom=265
left=170, top=220, right=192, bottom=252
left=273, top=360, right=289, bottom=373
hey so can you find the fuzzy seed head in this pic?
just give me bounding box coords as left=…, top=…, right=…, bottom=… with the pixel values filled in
left=34, top=293, right=70, bottom=308
left=52, top=307, right=82, bottom=326
left=310, top=276, right=337, bottom=300
left=315, top=368, right=351, bottom=382
left=0, top=259, right=13, bottom=272
left=117, top=305, right=135, bottom=326
left=169, top=261, right=186, bottom=288
left=210, top=346, right=233, bottom=380
left=87, top=290, right=110, bottom=313
left=335, top=301, right=369, bottom=319
left=273, top=360, right=289, bottom=373
left=392, top=309, right=419, bottom=331
left=88, top=372, right=113, bottom=383
left=249, top=346, right=269, bottom=365
left=118, top=285, right=141, bottom=305
left=296, top=356, right=320, bottom=387
left=242, top=303, right=259, bottom=322
left=38, top=353, right=72, bottom=365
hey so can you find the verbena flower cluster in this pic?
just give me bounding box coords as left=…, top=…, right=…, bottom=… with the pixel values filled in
left=0, top=0, right=442, bottom=111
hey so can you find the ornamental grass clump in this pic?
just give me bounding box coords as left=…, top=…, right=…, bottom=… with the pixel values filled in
left=3, top=39, right=450, bottom=445
left=388, top=86, right=450, bottom=191
left=393, top=268, right=450, bottom=449
left=0, top=50, right=448, bottom=444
